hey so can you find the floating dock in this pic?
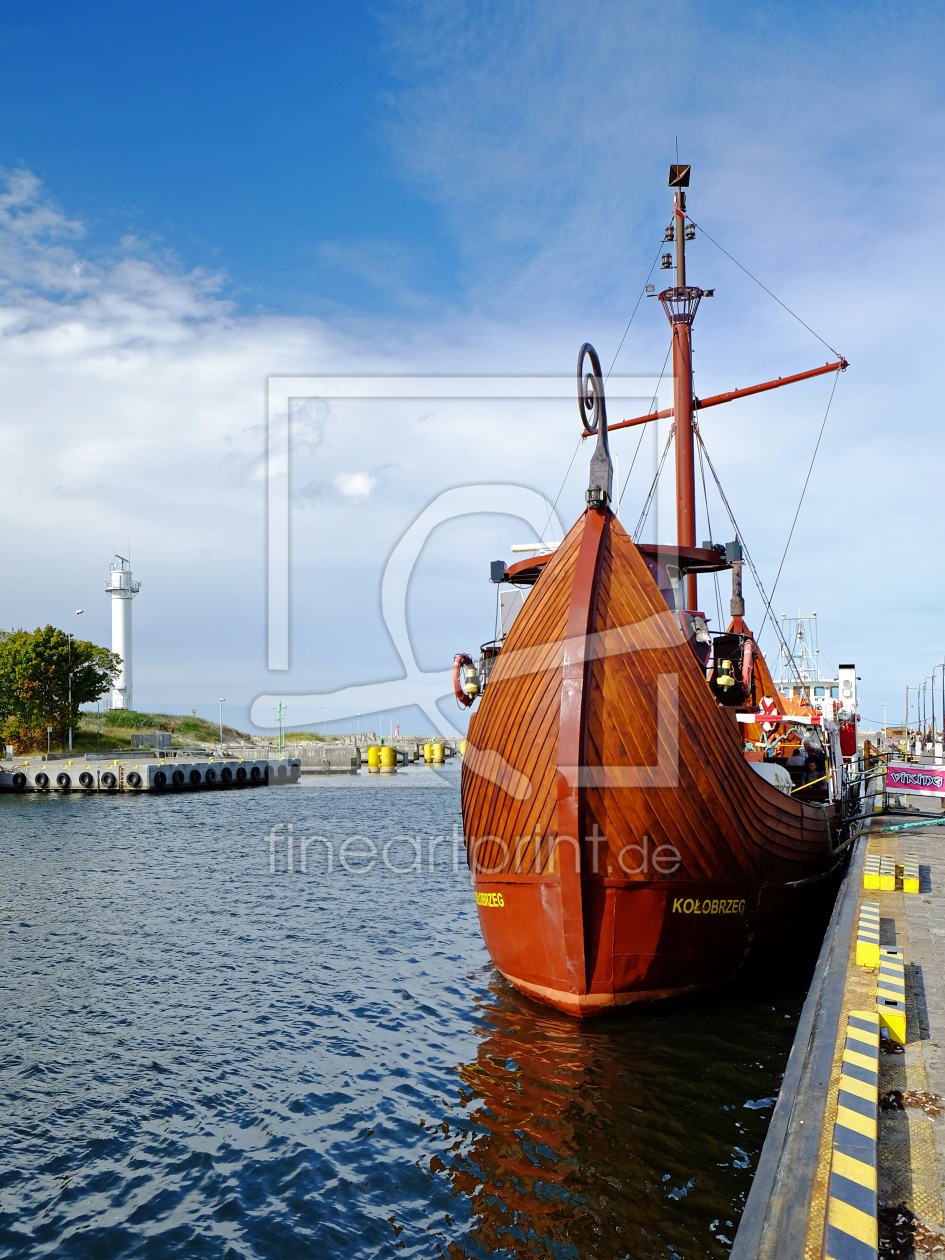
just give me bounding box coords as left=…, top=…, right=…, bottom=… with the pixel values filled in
left=0, top=757, right=302, bottom=793
left=732, top=795, right=945, bottom=1259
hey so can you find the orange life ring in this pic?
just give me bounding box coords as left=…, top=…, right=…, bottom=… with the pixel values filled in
left=453, top=653, right=476, bottom=708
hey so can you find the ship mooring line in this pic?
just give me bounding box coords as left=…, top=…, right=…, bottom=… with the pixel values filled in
left=754, top=366, right=842, bottom=645
left=687, top=216, right=843, bottom=360
left=606, top=242, right=665, bottom=381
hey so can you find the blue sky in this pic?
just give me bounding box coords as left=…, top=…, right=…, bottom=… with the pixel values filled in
left=1, top=0, right=943, bottom=735
left=0, top=0, right=460, bottom=315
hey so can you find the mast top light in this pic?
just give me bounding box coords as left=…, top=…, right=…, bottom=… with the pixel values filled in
left=669, top=164, right=691, bottom=187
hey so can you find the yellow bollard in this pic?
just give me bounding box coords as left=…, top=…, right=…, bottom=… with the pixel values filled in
left=423, top=742, right=433, bottom=764
left=367, top=745, right=380, bottom=774
left=433, top=742, right=445, bottom=765
left=460, top=740, right=467, bottom=757
left=379, top=746, right=397, bottom=775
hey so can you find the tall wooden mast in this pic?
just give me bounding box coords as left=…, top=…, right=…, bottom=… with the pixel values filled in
left=660, top=164, right=702, bottom=610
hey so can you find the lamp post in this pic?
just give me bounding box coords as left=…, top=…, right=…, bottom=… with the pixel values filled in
left=219, top=699, right=225, bottom=749
left=67, top=610, right=83, bottom=753
left=325, top=708, right=328, bottom=742
left=933, top=665, right=945, bottom=764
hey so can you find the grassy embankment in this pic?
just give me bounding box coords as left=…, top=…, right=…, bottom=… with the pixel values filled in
left=67, top=709, right=254, bottom=755
left=30, top=712, right=341, bottom=755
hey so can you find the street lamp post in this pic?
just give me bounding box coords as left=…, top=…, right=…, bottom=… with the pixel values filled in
left=932, top=665, right=945, bottom=764
left=67, top=610, right=83, bottom=753
left=219, top=699, right=225, bottom=749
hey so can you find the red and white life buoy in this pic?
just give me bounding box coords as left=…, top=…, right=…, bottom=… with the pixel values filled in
left=453, top=653, right=478, bottom=708
left=758, top=696, right=779, bottom=731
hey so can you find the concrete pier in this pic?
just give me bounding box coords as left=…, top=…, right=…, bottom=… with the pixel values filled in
left=733, top=786, right=945, bottom=1258
left=0, top=757, right=302, bottom=793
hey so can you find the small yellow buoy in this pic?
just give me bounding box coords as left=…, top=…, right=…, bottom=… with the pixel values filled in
left=367, top=745, right=381, bottom=774
left=379, top=746, right=397, bottom=774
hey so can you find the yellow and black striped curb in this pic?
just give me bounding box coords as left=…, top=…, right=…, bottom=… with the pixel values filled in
left=876, top=947, right=906, bottom=1044
left=879, top=856, right=895, bottom=890
left=855, top=903, right=880, bottom=968
left=822, top=1010, right=879, bottom=1260
left=901, top=853, right=919, bottom=895
left=863, top=854, right=882, bottom=889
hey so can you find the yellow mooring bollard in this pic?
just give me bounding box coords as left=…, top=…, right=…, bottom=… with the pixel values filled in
left=433, top=742, right=445, bottom=765
left=423, top=742, right=433, bottom=764
left=459, top=740, right=467, bottom=757
left=367, top=745, right=380, bottom=774
left=379, top=745, right=397, bottom=775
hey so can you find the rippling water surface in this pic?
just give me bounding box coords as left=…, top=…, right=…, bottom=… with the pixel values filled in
left=0, top=764, right=808, bottom=1258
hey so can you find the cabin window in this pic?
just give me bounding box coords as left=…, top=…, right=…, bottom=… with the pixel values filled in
left=814, top=686, right=825, bottom=697
left=665, top=564, right=685, bottom=610
left=831, top=686, right=839, bottom=698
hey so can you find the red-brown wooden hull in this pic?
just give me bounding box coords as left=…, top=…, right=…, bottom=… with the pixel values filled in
left=461, top=508, right=839, bottom=1017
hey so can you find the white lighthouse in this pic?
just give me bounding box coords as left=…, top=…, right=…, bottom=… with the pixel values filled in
left=105, top=555, right=141, bottom=710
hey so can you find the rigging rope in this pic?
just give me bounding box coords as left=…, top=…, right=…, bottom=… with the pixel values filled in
left=538, top=433, right=583, bottom=547
left=617, top=340, right=673, bottom=513
left=754, top=366, right=842, bottom=645
left=686, top=216, right=843, bottom=360
left=695, top=428, right=724, bottom=629
left=633, top=424, right=675, bottom=543
left=541, top=239, right=665, bottom=544
left=694, top=429, right=804, bottom=685
left=606, top=242, right=665, bottom=380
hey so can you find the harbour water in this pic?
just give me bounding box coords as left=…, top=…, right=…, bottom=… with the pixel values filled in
left=1, top=764, right=808, bottom=1258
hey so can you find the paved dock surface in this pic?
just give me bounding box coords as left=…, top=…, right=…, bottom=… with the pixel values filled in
left=805, top=799, right=945, bottom=1256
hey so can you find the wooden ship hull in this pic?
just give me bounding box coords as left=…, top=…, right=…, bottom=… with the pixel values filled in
left=461, top=509, right=842, bottom=1017
left=457, top=164, right=852, bottom=1018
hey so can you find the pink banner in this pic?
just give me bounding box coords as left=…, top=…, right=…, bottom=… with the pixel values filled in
left=886, top=762, right=945, bottom=796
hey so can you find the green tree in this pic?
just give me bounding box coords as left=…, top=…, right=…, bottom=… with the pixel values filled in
left=0, top=626, right=121, bottom=752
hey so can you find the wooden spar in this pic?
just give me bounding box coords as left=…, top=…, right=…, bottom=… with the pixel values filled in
left=670, top=178, right=697, bottom=609
left=606, top=359, right=849, bottom=435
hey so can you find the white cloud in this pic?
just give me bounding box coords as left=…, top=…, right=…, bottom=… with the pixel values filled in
left=333, top=471, right=376, bottom=497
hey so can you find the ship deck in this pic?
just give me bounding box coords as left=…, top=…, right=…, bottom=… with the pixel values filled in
left=732, top=788, right=945, bottom=1258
